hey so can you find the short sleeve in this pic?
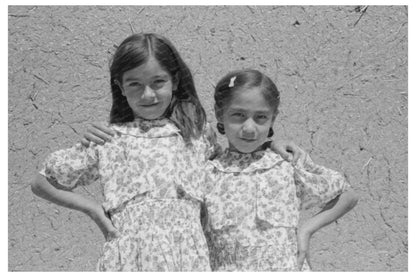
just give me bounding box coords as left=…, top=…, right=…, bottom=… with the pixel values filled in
left=39, top=143, right=99, bottom=189
left=294, top=153, right=350, bottom=210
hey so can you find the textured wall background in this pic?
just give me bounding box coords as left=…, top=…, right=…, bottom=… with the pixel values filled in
left=8, top=6, right=407, bottom=271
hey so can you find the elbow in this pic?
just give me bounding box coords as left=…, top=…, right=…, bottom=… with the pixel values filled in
left=346, top=190, right=359, bottom=209
left=30, top=175, right=45, bottom=196
left=30, top=179, right=40, bottom=196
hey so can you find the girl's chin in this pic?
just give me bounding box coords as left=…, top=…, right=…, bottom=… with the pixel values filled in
left=134, top=113, right=165, bottom=120
left=229, top=142, right=265, bottom=154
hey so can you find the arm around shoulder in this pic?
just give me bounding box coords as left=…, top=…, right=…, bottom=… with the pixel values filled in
left=270, top=139, right=306, bottom=164
left=203, top=122, right=223, bottom=160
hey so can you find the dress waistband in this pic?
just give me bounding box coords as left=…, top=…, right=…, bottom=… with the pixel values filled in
left=109, top=197, right=202, bottom=232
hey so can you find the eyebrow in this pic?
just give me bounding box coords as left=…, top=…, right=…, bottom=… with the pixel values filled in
left=228, top=107, right=272, bottom=114
left=124, top=74, right=169, bottom=82
left=124, top=77, right=141, bottom=82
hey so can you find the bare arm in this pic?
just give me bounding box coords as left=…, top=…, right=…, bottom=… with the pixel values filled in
left=301, top=190, right=358, bottom=234
left=297, top=190, right=359, bottom=269
left=31, top=174, right=118, bottom=240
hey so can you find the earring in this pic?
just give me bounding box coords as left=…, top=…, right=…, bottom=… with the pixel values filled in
left=217, top=123, right=225, bottom=135
left=268, top=128, right=274, bottom=138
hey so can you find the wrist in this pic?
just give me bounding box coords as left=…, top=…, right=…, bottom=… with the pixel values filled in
left=298, top=224, right=314, bottom=238
left=83, top=202, right=102, bottom=219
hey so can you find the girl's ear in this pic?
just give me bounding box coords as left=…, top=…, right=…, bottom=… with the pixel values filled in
left=172, top=72, right=179, bottom=91
left=271, top=111, right=279, bottom=124
left=214, top=104, right=223, bottom=123
left=114, top=79, right=125, bottom=96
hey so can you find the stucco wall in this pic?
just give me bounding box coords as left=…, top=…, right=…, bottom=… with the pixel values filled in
left=8, top=5, right=407, bottom=271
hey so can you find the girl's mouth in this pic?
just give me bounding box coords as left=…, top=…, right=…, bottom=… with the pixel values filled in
left=140, top=102, right=159, bottom=107
left=240, top=137, right=256, bottom=142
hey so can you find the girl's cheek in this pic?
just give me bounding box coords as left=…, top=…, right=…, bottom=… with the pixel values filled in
left=125, top=90, right=140, bottom=99
left=225, top=123, right=240, bottom=133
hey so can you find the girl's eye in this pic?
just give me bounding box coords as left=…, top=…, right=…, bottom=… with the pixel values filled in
left=128, top=82, right=143, bottom=88
left=152, top=79, right=167, bottom=89
left=232, top=113, right=245, bottom=118
left=256, top=114, right=270, bottom=123
left=155, top=79, right=166, bottom=84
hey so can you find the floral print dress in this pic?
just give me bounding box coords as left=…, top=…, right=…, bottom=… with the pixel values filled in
left=40, top=118, right=214, bottom=271
left=203, top=147, right=350, bottom=271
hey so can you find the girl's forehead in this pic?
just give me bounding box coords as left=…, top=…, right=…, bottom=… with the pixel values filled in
left=123, top=58, right=170, bottom=81
left=227, top=87, right=273, bottom=112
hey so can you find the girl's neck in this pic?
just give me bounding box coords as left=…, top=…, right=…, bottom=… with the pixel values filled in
left=227, top=141, right=271, bottom=154
left=133, top=116, right=168, bottom=122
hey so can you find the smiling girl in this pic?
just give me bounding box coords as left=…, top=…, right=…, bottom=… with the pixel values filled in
left=202, top=69, right=359, bottom=271
left=31, top=33, right=214, bottom=271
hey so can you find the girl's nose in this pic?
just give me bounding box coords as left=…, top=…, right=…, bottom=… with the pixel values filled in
left=142, top=85, right=156, bottom=99
left=241, top=119, right=256, bottom=138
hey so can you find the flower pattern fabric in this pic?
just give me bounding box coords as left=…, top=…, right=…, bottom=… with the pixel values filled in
left=203, top=148, right=350, bottom=271
left=40, top=118, right=214, bottom=271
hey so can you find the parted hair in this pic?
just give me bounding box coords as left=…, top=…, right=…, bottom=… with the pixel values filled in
left=214, top=69, right=280, bottom=116
left=109, top=33, right=206, bottom=144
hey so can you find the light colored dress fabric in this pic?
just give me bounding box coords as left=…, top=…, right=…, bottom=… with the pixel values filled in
left=203, top=147, right=350, bottom=271
left=40, top=118, right=213, bottom=271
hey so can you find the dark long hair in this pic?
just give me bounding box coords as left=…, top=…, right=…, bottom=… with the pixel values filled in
left=109, top=33, right=206, bottom=144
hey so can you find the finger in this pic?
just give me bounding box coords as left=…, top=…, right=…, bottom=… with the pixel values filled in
left=282, top=148, right=293, bottom=162
left=305, top=251, right=312, bottom=270
left=291, top=153, right=299, bottom=165
left=297, top=252, right=306, bottom=271
left=106, top=229, right=120, bottom=241
left=295, top=149, right=307, bottom=166
left=88, top=126, right=113, bottom=141
left=105, top=233, right=113, bottom=241
left=286, top=152, right=293, bottom=162
left=285, top=143, right=300, bottom=163
left=278, top=147, right=290, bottom=160
left=107, top=231, right=116, bottom=241
left=272, top=141, right=291, bottom=161
left=84, top=132, right=106, bottom=145
left=80, top=137, right=91, bottom=147
left=87, top=127, right=113, bottom=142
left=289, top=144, right=301, bottom=163
left=92, top=122, right=116, bottom=137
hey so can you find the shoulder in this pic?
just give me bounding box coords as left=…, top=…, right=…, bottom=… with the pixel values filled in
left=204, top=122, right=216, bottom=137
left=208, top=148, right=288, bottom=174
left=201, top=122, right=218, bottom=147
left=193, top=122, right=223, bottom=159
left=47, top=143, right=95, bottom=158
left=256, top=149, right=292, bottom=174
left=292, top=152, right=326, bottom=173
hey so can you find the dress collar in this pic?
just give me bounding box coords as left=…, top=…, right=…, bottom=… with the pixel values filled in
left=209, top=147, right=285, bottom=173
left=111, top=118, right=180, bottom=138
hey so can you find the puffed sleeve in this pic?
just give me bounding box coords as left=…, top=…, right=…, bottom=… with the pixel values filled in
left=294, top=153, right=351, bottom=210
left=39, top=143, right=99, bottom=189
